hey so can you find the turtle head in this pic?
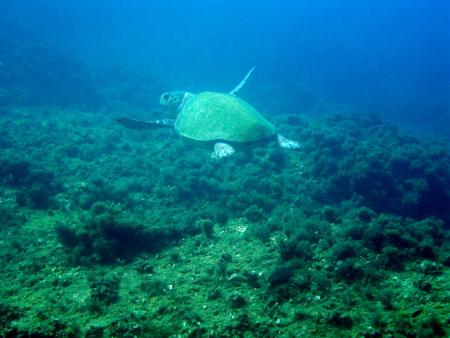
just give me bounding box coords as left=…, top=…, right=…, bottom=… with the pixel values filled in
left=160, top=91, right=192, bottom=110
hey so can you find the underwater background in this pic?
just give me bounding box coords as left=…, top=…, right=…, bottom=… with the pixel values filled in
left=0, top=0, right=449, bottom=337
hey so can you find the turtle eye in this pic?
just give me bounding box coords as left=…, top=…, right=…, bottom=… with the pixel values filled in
left=163, top=93, right=169, bottom=100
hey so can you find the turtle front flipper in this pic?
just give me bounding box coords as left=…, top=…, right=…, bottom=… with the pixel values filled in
left=116, top=117, right=175, bottom=130
left=211, top=142, right=236, bottom=159
left=229, top=67, right=255, bottom=96
left=277, top=134, right=301, bottom=149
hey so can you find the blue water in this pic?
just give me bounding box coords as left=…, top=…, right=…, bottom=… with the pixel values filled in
left=1, top=0, right=449, bottom=125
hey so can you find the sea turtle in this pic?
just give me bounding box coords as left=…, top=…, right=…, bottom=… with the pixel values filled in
left=116, top=68, right=300, bottom=159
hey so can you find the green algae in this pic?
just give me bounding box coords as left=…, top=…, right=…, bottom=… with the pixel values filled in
left=0, top=107, right=449, bottom=337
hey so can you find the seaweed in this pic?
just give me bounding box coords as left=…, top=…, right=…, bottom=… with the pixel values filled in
left=88, top=272, right=121, bottom=312
left=1, top=105, right=449, bottom=337
left=268, top=266, right=294, bottom=287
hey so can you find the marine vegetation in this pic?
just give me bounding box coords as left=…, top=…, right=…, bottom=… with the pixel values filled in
left=0, top=35, right=102, bottom=108
left=0, top=105, right=449, bottom=337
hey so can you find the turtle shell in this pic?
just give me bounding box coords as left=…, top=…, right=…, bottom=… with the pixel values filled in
left=174, top=91, right=276, bottom=142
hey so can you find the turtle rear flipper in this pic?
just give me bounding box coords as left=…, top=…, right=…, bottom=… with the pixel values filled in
left=116, top=117, right=175, bottom=130
left=211, top=142, right=236, bottom=159
left=277, top=134, right=301, bottom=149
